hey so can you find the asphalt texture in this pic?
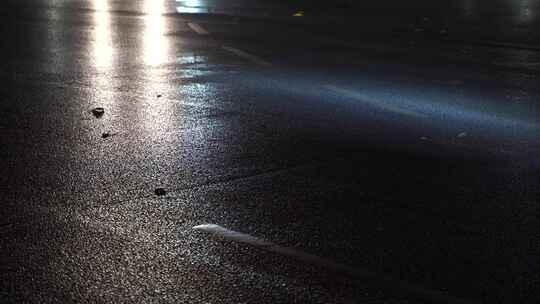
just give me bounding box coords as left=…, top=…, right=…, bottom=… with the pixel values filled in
left=1, top=1, right=539, bottom=303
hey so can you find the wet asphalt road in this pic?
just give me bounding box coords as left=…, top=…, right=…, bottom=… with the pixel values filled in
left=1, top=0, right=539, bottom=303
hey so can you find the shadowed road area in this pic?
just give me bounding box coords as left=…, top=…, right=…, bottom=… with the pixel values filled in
left=1, top=0, right=539, bottom=303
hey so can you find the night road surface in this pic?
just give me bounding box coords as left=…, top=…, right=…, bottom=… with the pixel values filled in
left=1, top=0, right=539, bottom=303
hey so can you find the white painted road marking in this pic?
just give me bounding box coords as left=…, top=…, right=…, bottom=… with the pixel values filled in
left=193, top=224, right=357, bottom=274
left=187, top=22, right=209, bottom=35
left=324, top=84, right=428, bottom=118
left=193, top=224, right=478, bottom=304
left=222, top=45, right=271, bottom=66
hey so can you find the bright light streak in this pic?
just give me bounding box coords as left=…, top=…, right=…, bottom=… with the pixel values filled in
left=143, top=0, right=170, bottom=66
left=90, top=0, right=118, bottom=114
left=93, top=0, right=113, bottom=68
left=139, top=0, right=175, bottom=146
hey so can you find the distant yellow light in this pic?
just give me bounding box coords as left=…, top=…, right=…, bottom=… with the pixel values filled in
left=293, top=10, right=304, bottom=17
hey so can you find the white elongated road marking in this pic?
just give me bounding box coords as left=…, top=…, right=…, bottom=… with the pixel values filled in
left=193, top=224, right=477, bottom=304
left=193, top=224, right=355, bottom=273
left=222, top=46, right=271, bottom=66
left=187, top=22, right=209, bottom=35
left=324, top=84, right=427, bottom=118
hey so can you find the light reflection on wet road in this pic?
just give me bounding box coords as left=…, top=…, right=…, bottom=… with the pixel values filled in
left=0, top=0, right=539, bottom=303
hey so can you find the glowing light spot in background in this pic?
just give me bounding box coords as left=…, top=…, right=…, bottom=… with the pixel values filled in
left=177, top=0, right=203, bottom=7
left=94, top=0, right=107, bottom=12
left=175, top=0, right=207, bottom=13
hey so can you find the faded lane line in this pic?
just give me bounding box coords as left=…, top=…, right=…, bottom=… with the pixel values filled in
left=324, top=84, right=427, bottom=118
left=187, top=22, right=209, bottom=35
left=222, top=45, right=271, bottom=66
left=193, top=224, right=478, bottom=304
